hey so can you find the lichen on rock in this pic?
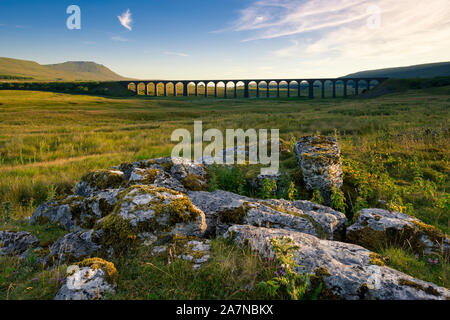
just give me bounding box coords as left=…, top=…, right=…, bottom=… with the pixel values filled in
left=293, top=136, right=343, bottom=205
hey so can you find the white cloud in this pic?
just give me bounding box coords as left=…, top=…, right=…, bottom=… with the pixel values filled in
left=226, top=0, right=450, bottom=76
left=163, top=51, right=189, bottom=57
left=118, top=9, right=132, bottom=31
left=111, top=36, right=128, bottom=42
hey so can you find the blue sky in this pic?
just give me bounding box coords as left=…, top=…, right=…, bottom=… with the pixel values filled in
left=0, top=0, right=449, bottom=79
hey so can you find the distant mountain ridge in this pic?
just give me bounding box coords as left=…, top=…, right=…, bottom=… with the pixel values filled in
left=344, top=62, right=450, bottom=79
left=0, top=57, right=131, bottom=81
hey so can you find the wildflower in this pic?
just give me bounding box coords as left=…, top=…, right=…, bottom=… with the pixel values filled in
left=415, top=254, right=419, bottom=259
left=32, top=277, right=38, bottom=282
left=428, top=258, right=433, bottom=263
left=434, top=259, right=439, bottom=264
left=274, top=271, right=279, bottom=278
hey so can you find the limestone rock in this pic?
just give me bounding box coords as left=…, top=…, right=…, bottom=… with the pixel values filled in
left=347, top=208, right=450, bottom=256
left=187, top=190, right=253, bottom=236
left=30, top=190, right=121, bottom=231
left=263, top=199, right=347, bottom=240
left=46, top=230, right=101, bottom=264
left=81, top=189, right=121, bottom=228
left=54, top=258, right=117, bottom=300
left=187, top=190, right=347, bottom=240
left=116, top=157, right=208, bottom=192
left=93, top=185, right=206, bottom=255
left=129, top=167, right=186, bottom=192
left=0, top=231, right=39, bottom=256
left=30, top=195, right=84, bottom=231
left=293, top=136, right=343, bottom=204
left=75, top=170, right=127, bottom=197
left=225, top=225, right=449, bottom=300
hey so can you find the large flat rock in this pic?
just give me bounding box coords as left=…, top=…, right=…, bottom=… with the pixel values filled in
left=225, top=225, right=449, bottom=300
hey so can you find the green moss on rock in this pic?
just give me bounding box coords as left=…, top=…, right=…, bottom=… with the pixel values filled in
left=78, top=257, right=119, bottom=284
left=81, top=170, right=127, bottom=190
left=369, top=253, right=387, bottom=266
left=94, top=214, right=140, bottom=255
left=218, top=204, right=250, bottom=224
left=182, top=173, right=207, bottom=191
left=309, top=267, right=342, bottom=300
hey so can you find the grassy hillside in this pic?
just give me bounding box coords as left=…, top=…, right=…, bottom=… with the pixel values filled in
left=360, top=76, right=450, bottom=98
left=345, top=62, right=450, bottom=78
left=0, top=57, right=130, bottom=81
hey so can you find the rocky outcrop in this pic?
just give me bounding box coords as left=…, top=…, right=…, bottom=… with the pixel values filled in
left=54, top=258, right=118, bottom=300
left=23, top=156, right=449, bottom=300
left=347, top=208, right=450, bottom=256
left=30, top=190, right=121, bottom=231
left=293, top=136, right=343, bottom=204
left=187, top=190, right=346, bottom=240
left=225, top=225, right=449, bottom=300
left=0, top=231, right=39, bottom=256
left=92, top=185, right=206, bottom=256
left=30, top=157, right=209, bottom=231
left=30, top=195, right=85, bottom=231
left=115, top=157, right=208, bottom=192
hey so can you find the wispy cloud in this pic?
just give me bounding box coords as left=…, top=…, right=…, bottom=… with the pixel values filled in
left=225, top=0, right=450, bottom=73
left=163, top=51, right=189, bottom=57
left=111, top=35, right=129, bottom=42
left=118, top=9, right=132, bottom=31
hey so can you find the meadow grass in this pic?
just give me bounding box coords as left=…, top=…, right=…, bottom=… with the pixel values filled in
left=0, top=87, right=448, bottom=297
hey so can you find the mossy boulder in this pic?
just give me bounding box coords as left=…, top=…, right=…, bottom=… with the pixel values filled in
left=54, top=257, right=117, bottom=300
left=45, top=229, right=101, bottom=264
left=114, top=157, right=208, bottom=192
left=293, top=136, right=343, bottom=205
left=346, top=208, right=449, bottom=257
left=75, top=170, right=127, bottom=197
left=30, top=190, right=121, bottom=231
left=93, top=185, right=206, bottom=256
left=187, top=190, right=253, bottom=236
left=29, top=195, right=85, bottom=231
left=225, top=225, right=450, bottom=300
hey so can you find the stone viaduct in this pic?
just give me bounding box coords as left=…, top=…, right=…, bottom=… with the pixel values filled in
left=119, top=77, right=388, bottom=99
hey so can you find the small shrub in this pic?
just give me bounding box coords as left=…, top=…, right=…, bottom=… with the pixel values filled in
left=258, top=237, right=311, bottom=300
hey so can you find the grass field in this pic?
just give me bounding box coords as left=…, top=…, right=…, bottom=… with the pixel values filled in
left=0, top=87, right=449, bottom=298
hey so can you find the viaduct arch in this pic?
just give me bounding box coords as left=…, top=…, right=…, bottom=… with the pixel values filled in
left=122, top=77, right=388, bottom=99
